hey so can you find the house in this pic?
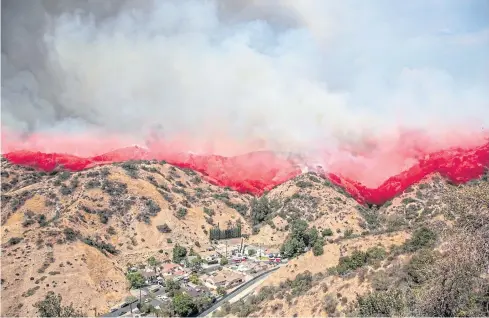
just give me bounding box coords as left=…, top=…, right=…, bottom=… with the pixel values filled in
left=205, top=270, right=244, bottom=289
left=141, top=270, right=158, bottom=284
left=201, top=263, right=221, bottom=274
left=161, top=263, right=182, bottom=276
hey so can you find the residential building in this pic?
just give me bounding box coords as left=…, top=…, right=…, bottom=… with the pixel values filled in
left=201, top=263, right=221, bottom=273
left=205, top=270, right=245, bottom=289
left=140, top=270, right=158, bottom=284
left=161, top=263, right=182, bottom=276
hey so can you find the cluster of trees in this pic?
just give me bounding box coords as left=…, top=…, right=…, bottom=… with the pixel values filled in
left=280, top=220, right=324, bottom=258
left=138, top=278, right=214, bottom=317
left=209, top=224, right=242, bottom=240
left=250, top=196, right=280, bottom=225
left=82, top=236, right=118, bottom=255
left=333, top=247, right=386, bottom=275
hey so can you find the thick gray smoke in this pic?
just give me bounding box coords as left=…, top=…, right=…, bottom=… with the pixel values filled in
left=2, top=0, right=489, bottom=155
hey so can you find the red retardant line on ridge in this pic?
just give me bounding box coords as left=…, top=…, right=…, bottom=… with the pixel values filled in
left=3, top=141, right=488, bottom=205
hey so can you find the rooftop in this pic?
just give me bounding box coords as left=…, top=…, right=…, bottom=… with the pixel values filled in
left=161, top=263, right=181, bottom=273
left=208, top=269, right=244, bottom=285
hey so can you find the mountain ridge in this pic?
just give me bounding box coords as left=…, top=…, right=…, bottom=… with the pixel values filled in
left=4, top=141, right=488, bottom=205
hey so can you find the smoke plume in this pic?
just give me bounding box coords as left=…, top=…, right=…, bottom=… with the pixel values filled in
left=2, top=0, right=489, bottom=187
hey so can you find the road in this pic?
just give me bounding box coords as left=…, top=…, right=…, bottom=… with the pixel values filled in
left=197, top=266, right=281, bottom=317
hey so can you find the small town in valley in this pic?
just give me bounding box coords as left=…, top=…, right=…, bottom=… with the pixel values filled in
left=103, top=238, right=287, bottom=317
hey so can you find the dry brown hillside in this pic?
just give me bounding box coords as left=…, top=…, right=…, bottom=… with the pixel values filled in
left=2, top=158, right=487, bottom=317
left=1, top=159, right=369, bottom=317
left=215, top=172, right=489, bottom=317
left=1, top=159, right=254, bottom=316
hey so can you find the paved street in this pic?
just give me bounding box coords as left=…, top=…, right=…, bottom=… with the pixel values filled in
left=197, top=266, right=282, bottom=317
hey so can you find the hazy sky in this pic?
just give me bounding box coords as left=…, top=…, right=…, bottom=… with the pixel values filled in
left=2, top=0, right=488, bottom=155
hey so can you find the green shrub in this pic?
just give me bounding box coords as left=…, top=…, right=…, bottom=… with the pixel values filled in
left=403, top=227, right=437, bottom=252
left=313, top=240, right=324, bottom=256
left=405, top=249, right=436, bottom=284
left=344, top=228, right=354, bottom=238
left=322, top=228, right=333, bottom=237
left=63, top=228, right=78, bottom=242
left=8, top=237, right=23, bottom=246
left=358, top=289, right=406, bottom=316
left=203, top=207, right=215, bottom=216
left=157, top=223, right=172, bottom=233
left=82, top=237, right=118, bottom=255
left=176, top=207, right=188, bottom=219
left=296, top=180, right=313, bottom=188
left=107, top=226, right=116, bottom=235
left=323, top=294, right=338, bottom=314
left=366, top=246, right=387, bottom=263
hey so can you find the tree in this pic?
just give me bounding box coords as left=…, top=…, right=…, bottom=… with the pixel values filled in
left=250, top=196, right=278, bottom=225
left=322, top=228, right=333, bottom=237
left=126, top=271, right=145, bottom=289
left=291, top=220, right=309, bottom=242
left=189, top=273, right=200, bottom=285
left=194, top=295, right=214, bottom=313
left=216, top=286, right=227, bottom=297
left=280, top=237, right=306, bottom=258
left=34, top=292, right=85, bottom=317
left=190, top=257, right=203, bottom=272
left=173, top=244, right=187, bottom=263
left=307, top=227, right=319, bottom=246
left=147, top=256, right=160, bottom=272
left=173, top=293, right=197, bottom=317
left=313, top=239, right=324, bottom=256
left=220, top=256, right=229, bottom=266
left=165, top=279, right=181, bottom=297
left=248, top=249, right=256, bottom=256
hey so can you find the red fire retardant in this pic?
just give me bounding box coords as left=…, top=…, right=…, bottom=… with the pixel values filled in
left=3, top=142, right=488, bottom=205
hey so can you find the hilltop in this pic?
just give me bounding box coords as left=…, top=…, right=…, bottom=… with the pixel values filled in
left=4, top=139, right=489, bottom=204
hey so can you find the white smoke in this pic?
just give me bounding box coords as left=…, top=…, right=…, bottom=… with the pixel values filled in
left=2, top=0, right=489, bottom=156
